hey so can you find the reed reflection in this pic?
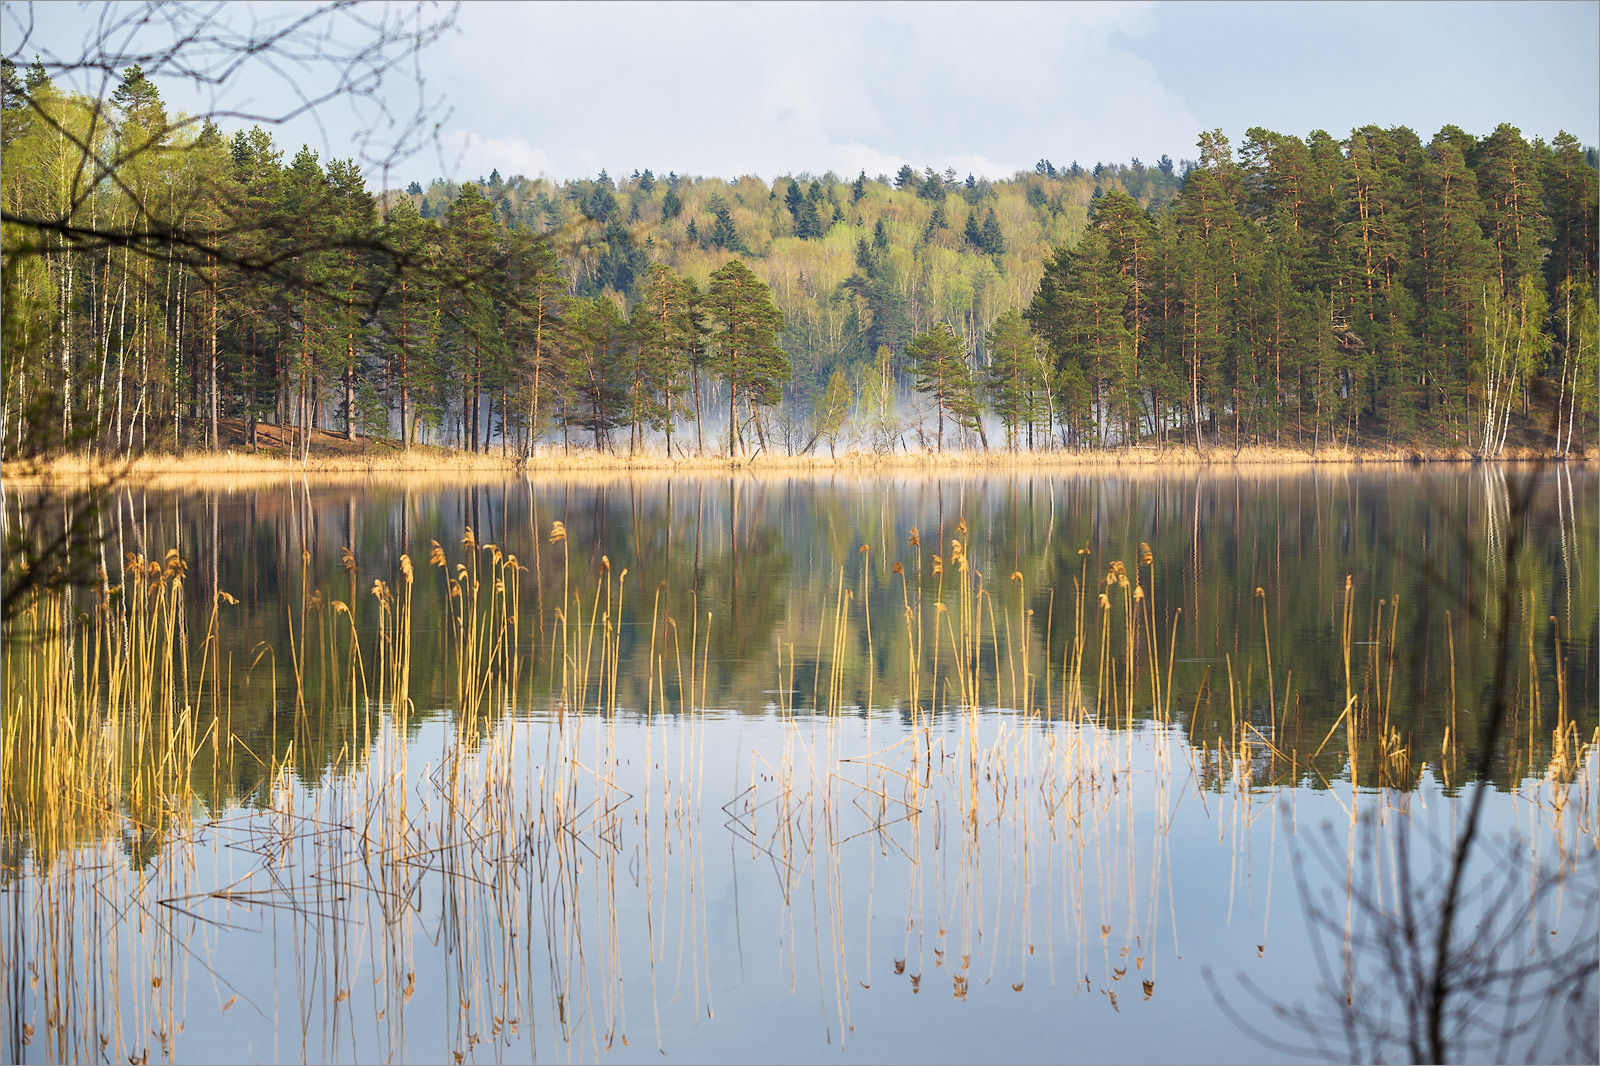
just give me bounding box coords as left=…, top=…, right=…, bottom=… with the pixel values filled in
left=2, top=467, right=1595, bottom=1063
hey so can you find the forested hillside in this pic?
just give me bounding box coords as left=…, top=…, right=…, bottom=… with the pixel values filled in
left=3, top=58, right=1594, bottom=461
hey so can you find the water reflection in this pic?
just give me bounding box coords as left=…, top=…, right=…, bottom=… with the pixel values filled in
left=2, top=465, right=1596, bottom=1063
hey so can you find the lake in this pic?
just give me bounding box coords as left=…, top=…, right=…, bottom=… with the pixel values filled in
left=3, top=463, right=1595, bottom=1063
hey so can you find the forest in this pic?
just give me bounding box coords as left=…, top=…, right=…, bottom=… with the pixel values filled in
left=3, top=58, right=1595, bottom=461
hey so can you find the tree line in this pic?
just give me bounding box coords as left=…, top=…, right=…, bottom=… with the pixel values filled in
left=1023, top=127, right=1597, bottom=455
left=3, top=58, right=1594, bottom=461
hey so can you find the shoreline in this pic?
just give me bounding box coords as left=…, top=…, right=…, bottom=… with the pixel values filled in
left=3, top=442, right=1594, bottom=487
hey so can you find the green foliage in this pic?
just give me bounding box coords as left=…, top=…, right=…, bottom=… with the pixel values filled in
left=562, top=296, right=627, bottom=449
left=627, top=263, right=698, bottom=454
left=984, top=310, right=1047, bottom=450
left=905, top=323, right=982, bottom=451
left=704, top=259, right=790, bottom=456
left=816, top=367, right=852, bottom=456
left=3, top=61, right=1593, bottom=463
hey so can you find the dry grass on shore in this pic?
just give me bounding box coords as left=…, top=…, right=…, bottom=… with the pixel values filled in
left=3, top=438, right=1593, bottom=487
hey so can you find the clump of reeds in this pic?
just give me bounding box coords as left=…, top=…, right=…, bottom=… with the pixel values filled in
left=1, top=512, right=1592, bottom=1063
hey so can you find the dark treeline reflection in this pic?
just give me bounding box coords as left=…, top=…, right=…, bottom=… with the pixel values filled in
left=16, top=465, right=1593, bottom=805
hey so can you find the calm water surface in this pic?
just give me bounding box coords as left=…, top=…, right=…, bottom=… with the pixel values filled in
left=3, top=465, right=1596, bottom=1063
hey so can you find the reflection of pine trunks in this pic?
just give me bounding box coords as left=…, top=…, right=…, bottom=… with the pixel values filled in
left=3, top=470, right=1596, bottom=1060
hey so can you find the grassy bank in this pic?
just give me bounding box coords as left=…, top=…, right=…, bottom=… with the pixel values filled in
left=4, top=439, right=1595, bottom=486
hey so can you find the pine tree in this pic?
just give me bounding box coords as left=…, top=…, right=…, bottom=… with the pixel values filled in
left=980, top=209, right=1004, bottom=255
left=905, top=322, right=982, bottom=451
left=500, top=227, right=565, bottom=455
left=1026, top=232, right=1130, bottom=446
left=704, top=260, right=789, bottom=457
left=630, top=263, right=695, bottom=455
left=963, top=210, right=983, bottom=250
left=1541, top=131, right=1597, bottom=291
left=442, top=184, right=502, bottom=451
left=709, top=203, right=743, bottom=251
left=1472, top=124, right=1548, bottom=299
left=281, top=146, right=336, bottom=456
left=984, top=310, right=1045, bottom=450
left=324, top=157, right=376, bottom=440
left=1412, top=132, right=1493, bottom=436
left=784, top=180, right=805, bottom=230
left=562, top=296, right=626, bottom=451
left=377, top=195, right=435, bottom=446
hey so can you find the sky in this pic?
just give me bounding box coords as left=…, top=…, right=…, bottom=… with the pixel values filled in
left=7, top=0, right=1598, bottom=187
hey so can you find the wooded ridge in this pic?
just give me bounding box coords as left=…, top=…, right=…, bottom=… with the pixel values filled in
left=4, top=60, right=1595, bottom=463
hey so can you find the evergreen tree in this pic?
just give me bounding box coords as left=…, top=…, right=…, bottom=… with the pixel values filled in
left=442, top=183, right=502, bottom=451
left=630, top=262, right=695, bottom=455
left=704, top=260, right=790, bottom=457
left=905, top=322, right=983, bottom=450
left=963, top=210, right=983, bottom=250
left=1472, top=123, right=1548, bottom=298
left=377, top=195, right=436, bottom=446
left=1412, top=132, right=1493, bottom=434
left=984, top=310, right=1045, bottom=450
left=784, top=180, right=805, bottom=229
left=280, top=146, right=337, bottom=454
left=324, top=157, right=377, bottom=440
left=708, top=203, right=744, bottom=251
left=501, top=226, right=566, bottom=455
left=1541, top=131, right=1597, bottom=291
left=562, top=296, right=626, bottom=450
left=980, top=209, right=1004, bottom=255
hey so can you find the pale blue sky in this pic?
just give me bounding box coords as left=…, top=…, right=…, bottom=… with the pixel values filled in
left=6, top=1, right=1596, bottom=185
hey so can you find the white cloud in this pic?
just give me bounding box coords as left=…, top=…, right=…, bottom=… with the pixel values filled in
left=21, top=1, right=1593, bottom=189
left=424, top=1, right=1199, bottom=184
left=437, top=131, right=556, bottom=182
